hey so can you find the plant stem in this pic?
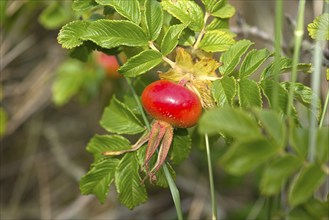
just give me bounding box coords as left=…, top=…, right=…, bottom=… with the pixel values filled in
left=272, top=0, right=283, bottom=110
left=205, top=133, right=217, bottom=220
left=163, top=164, right=183, bottom=220
left=124, top=78, right=183, bottom=220
left=319, top=90, right=329, bottom=127
left=125, top=78, right=151, bottom=131
left=193, top=12, right=210, bottom=52
left=286, top=0, right=306, bottom=116
left=308, top=39, right=324, bottom=162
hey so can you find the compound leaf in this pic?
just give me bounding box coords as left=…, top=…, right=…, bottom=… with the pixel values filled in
left=161, top=0, right=204, bottom=32
left=119, top=50, right=163, bottom=77
left=288, top=164, right=326, bottom=206
left=144, top=0, right=163, bottom=40
left=219, top=40, right=253, bottom=75
left=100, top=97, right=145, bottom=134
left=80, top=158, right=119, bottom=203
left=161, top=24, right=187, bottom=56
left=198, top=30, right=235, bottom=52
left=238, top=78, right=262, bottom=108
left=115, top=153, right=147, bottom=209
left=95, top=0, right=141, bottom=24
left=211, top=76, right=236, bottom=106
left=220, top=137, right=279, bottom=175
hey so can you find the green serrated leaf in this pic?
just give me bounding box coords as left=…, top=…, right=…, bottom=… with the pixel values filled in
left=72, top=0, right=97, bottom=12
left=198, top=106, right=260, bottom=138
left=80, top=158, right=119, bottom=203
left=289, top=126, right=309, bottom=159
left=86, top=135, right=131, bottom=162
left=161, top=24, right=186, bottom=55
left=238, top=79, right=262, bottom=108
left=169, top=129, right=191, bottom=164
left=115, top=153, right=147, bottom=209
left=239, top=48, right=271, bottom=78
left=198, top=30, right=235, bottom=52
left=211, top=76, right=236, bottom=106
left=201, top=0, right=223, bottom=13
left=253, top=109, right=285, bottom=148
left=261, top=57, right=311, bottom=80
left=178, top=28, right=196, bottom=46
left=206, top=18, right=229, bottom=31
left=144, top=0, right=163, bottom=40
left=52, top=59, right=85, bottom=106
left=220, top=137, right=279, bottom=175
left=81, top=20, right=148, bottom=49
left=307, top=13, right=329, bottom=40
left=58, top=20, right=90, bottom=49
left=260, top=155, right=302, bottom=196
left=100, top=97, right=145, bottom=134
left=95, top=0, right=141, bottom=24
left=219, top=40, right=253, bottom=75
left=281, top=82, right=322, bottom=120
left=288, top=164, right=326, bottom=206
left=119, top=50, right=162, bottom=77
left=161, top=0, right=204, bottom=32
left=260, top=79, right=289, bottom=113
left=0, top=108, right=7, bottom=137
left=212, top=3, right=236, bottom=19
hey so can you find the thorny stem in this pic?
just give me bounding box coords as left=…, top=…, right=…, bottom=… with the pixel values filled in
left=193, top=12, right=210, bottom=52
left=205, top=133, right=217, bottom=220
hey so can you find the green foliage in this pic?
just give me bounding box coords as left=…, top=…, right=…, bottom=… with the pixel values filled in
left=211, top=76, right=236, bottom=106
left=115, top=153, right=148, bottom=209
left=38, top=2, right=74, bottom=29
left=288, top=164, right=326, bottom=206
left=100, top=97, right=145, bottom=135
left=260, top=155, right=302, bottom=195
left=219, top=40, right=254, bottom=75
left=119, top=50, right=163, bottom=77
left=307, top=13, right=329, bottom=40
left=95, top=0, right=141, bottom=24
left=220, top=137, right=279, bottom=175
left=239, top=48, right=271, bottom=78
left=161, top=24, right=187, bottom=55
left=161, top=0, right=204, bottom=32
left=144, top=0, right=163, bottom=41
left=198, top=30, right=235, bottom=52
left=198, top=106, right=260, bottom=137
left=80, top=158, right=119, bottom=203
left=52, top=59, right=103, bottom=106
left=238, top=79, right=262, bottom=108
left=55, top=0, right=328, bottom=216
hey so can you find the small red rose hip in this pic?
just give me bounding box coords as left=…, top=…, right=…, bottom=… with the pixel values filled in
left=141, top=80, right=202, bottom=128
left=95, top=52, right=126, bottom=78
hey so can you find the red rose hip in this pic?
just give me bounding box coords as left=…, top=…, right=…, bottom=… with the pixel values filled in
left=141, top=80, right=202, bottom=128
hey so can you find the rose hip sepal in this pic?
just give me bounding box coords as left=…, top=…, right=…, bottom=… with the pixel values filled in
left=102, top=80, right=202, bottom=183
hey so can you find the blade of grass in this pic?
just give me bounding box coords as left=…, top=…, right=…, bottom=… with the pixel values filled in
left=271, top=0, right=283, bottom=110
left=308, top=1, right=328, bottom=162
left=205, top=133, right=217, bottom=220
left=286, top=0, right=306, bottom=116
left=319, top=90, right=329, bottom=127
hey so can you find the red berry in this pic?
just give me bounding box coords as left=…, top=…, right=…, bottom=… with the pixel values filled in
left=95, top=52, right=125, bottom=78
left=141, top=80, right=202, bottom=128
